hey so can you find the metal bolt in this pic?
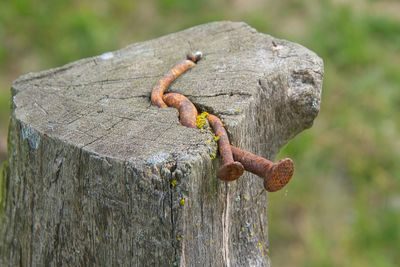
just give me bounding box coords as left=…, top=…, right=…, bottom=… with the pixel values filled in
left=230, top=146, right=294, bottom=192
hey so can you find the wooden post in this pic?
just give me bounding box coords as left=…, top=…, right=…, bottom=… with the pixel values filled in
left=0, top=21, right=323, bottom=266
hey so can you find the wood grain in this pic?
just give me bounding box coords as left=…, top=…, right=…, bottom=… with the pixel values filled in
left=0, top=21, right=323, bottom=266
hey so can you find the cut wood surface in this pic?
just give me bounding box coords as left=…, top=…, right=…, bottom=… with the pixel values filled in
left=0, top=21, right=323, bottom=266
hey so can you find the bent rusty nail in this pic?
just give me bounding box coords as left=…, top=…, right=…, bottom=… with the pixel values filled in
left=230, top=146, right=294, bottom=192
left=206, top=114, right=244, bottom=181
left=161, top=93, right=243, bottom=181
left=151, top=51, right=202, bottom=108
left=162, top=93, right=198, bottom=128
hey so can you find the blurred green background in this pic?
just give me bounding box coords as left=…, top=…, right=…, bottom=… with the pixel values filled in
left=1, top=0, right=399, bottom=266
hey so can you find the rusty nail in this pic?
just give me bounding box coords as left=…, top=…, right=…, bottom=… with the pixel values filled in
left=150, top=52, right=295, bottom=188
left=206, top=114, right=244, bottom=181
left=230, top=146, right=294, bottom=192
left=162, top=93, right=198, bottom=128
left=162, top=93, right=244, bottom=181
left=151, top=52, right=202, bottom=108
left=186, top=51, right=203, bottom=63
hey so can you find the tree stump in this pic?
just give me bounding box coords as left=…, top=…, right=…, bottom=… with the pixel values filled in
left=0, top=21, right=323, bottom=266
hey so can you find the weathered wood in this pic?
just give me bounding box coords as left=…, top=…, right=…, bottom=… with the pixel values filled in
left=0, top=21, right=323, bottom=266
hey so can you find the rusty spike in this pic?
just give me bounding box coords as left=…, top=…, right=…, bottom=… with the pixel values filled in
left=207, top=114, right=244, bottom=181
left=231, top=146, right=294, bottom=192
left=151, top=52, right=202, bottom=108
left=163, top=93, right=198, bottom=128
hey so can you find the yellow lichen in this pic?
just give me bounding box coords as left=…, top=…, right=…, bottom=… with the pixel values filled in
left=196, top=112, right=209, bottom=130
left=180, top=198, right=185, bottom=206
left=213, top=135, right=220, bottom=141
left=171, top=180, right=178, bottom=187
left=258, top=242, right=264, bottom=256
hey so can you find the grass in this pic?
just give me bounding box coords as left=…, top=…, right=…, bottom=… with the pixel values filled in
left=1, top=0, right=399, bottom=266
left=270, top=2, right=400, bottom=266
